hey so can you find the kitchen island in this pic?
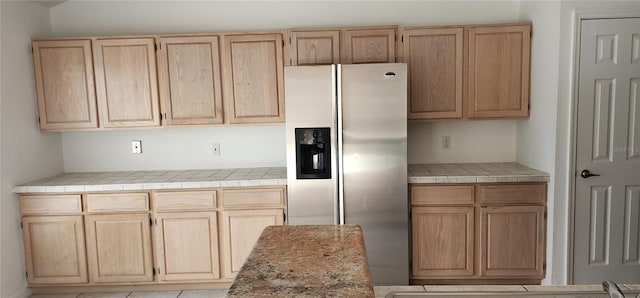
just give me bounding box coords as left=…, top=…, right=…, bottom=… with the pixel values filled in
left=227, top=225, right=374, bottom=298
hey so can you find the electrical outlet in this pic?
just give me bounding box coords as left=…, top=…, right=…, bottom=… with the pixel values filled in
left=442, top=136, right=451, bottom=150
left=132, top=140, right=142, bottom=154
left=211, top=143, right=220, bottom=157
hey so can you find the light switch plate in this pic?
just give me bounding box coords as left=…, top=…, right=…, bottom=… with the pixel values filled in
left=132, top=140, right=142, bottom=154
left=442, top=136, right=451, bottom=150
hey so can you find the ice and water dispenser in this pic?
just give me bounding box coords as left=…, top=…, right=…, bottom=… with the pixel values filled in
left=295, top=128, right=331, bottom=179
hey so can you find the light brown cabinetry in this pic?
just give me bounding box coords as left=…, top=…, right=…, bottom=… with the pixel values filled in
left=288, top=26, right=396, bottom=66
left=401, top=28, right=463, bottom=120
left=93, top=38, right=161, bottom=128
left=20, top=195, right=88, bottom=285
left=402, top=23, right=531, bottom=120
left=222, top=33, right=285, bottom=124
left=32, top=40, right=98, bottom=130
left=468, top=24, right=531, bottom=118
left=410, top=182, right=545, bottom=284
left=288, top=30, right=340, bottom=65
left=152, top=190, right=220, bottom=282
left=220, top=187, right=286, bottom=278
left=158, top=36, right=224, bottom=126
left=412, top=206, right=474, bottom=277
left=18, top=186, right=287, bottom=291
left=342, top=27, right=396, bottom=64
left=84, top=193, right=153, bottom=283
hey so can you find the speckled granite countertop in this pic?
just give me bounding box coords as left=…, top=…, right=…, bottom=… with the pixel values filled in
left=228, top=225, right=374, bottom=298
left=408, top=162, right=549, bottom=184
left=13, top=167, right=286, bottom=193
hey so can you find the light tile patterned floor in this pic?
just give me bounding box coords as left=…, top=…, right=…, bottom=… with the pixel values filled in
left=30, top=285, right=640, bottom=298
left=29, top=289, right=228, bottom=298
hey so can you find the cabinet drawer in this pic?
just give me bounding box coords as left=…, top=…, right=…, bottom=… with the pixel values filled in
left=20, top=195, right=82, bottom=215
left=222, top=187, right=285, bottom=209
left=411, top=185, right=474, bottom=205
left=86, top=193, right=149, bottom=213
left=153, top=190, right=217, bottom=211
left=477, top=183, right=546, bottom=205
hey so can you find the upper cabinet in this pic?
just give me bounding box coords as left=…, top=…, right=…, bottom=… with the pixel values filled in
left=32, top=40, right=98, bottom=130
left=31, top=22, right=530, bottom=131
left=402, top=23, right=531, bottom=120
left=287, top=26, right=397, bottom=66
left=222, top=33, right=285, bottom=124
left=401, top=27, right=463, bottom=120
left=158, top=36, right=224, bottom=126
left=468, top=24, right=531, bottom=118
left=288, top=30, right=340, bottom=66
left=93, top=38, right=161, bottom=128
left=342, top=27, right=396, bottom=64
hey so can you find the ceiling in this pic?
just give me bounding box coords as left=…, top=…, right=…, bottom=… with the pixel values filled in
left=34, top=0, right=67, bottom=8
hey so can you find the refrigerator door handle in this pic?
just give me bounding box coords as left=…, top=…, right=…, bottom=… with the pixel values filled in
left=336, top=64, right=345, bottom=225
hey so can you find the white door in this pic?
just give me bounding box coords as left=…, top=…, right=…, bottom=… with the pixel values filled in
left=574, top=18, right=640, bottom=283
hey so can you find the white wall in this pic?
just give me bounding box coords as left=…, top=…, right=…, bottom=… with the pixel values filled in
left=49, top=1, right=522, bottom=171
left=517, top=1, right=561, bottom=285
left=0, top=2, right=62, bottom=298
left=551, top=0, right=640, bottom=284
left=62, top=126, right=286, bottom=172
left=408, top=121, right=516, bottom=163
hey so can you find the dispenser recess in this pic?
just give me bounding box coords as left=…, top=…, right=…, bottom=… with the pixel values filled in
left=295, top=128, right=331, bottom=179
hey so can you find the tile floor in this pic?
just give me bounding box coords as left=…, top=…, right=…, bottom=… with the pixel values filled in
left=29, top=285, right=640, bottom=298
left=29, top=289, right=227, bottom=298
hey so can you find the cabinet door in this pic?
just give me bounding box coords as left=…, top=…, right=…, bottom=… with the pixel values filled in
left=480, top=205, right=545, bottom=278
left=468, top=25, right=531, bottom=118
left=342, top=27, right=396, bottom=64
left=411, top=206, right=474, bottom=278
left=22, top=215, right=88, bottom=284
left=222, top=33, right=284, bottom=124
left=85, top=214, right=154, bottom=283
left=94, top=38, right=160, bottom=128
left=158, top=36, right=223, bottom=126
left=221, top=209, right=284, bottom=278
left=289, top=30, right=340, bottom=65
left=32, top=40, right=98, bottom=130
left=155, top=212, right=220, bottom=281
left=402, top=28, right=463, bottom=120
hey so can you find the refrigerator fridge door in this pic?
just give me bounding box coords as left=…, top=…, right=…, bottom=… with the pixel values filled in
left=340, top=63, right=408, bottom=285
left=285, top=65, right=339, bottom=225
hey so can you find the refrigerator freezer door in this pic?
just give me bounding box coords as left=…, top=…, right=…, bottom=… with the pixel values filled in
left=341, top=63, right=408, bottom=285
left=285, top=65, right=339, bottom=225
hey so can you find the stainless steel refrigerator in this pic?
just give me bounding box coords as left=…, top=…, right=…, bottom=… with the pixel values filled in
left=284, top=63, right=408, bottom=285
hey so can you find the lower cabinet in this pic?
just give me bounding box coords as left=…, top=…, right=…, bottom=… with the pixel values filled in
left=153, top=189, right=221, bottom=282
left=410, top=183, right=546, bottom=284
left=480, top=205, right=545, bottom=278
left=84, top=214, right=154, bottom=283
left=22, top=215, right=88, bottom=284
left=18, top=186, right=286, bottom=290
left=411, top=206, right=474, bottom=278
left=221, top=209, right=285, bottom=278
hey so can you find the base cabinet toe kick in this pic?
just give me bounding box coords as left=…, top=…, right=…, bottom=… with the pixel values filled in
left=410, top=182, right=547, bottom=285
left=17, top=186, right=286, bottom=293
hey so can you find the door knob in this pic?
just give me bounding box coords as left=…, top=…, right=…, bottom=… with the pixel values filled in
left=580, top=169, right=600, bottom=178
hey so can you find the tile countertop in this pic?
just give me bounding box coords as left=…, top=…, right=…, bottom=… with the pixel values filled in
left=12, top=167, right=287, bottom=193
left=13, top=163, right=549, bottom=193
left=408, top=162, right=550, bottom=184
left=227, top=225, right=374, bottom=298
